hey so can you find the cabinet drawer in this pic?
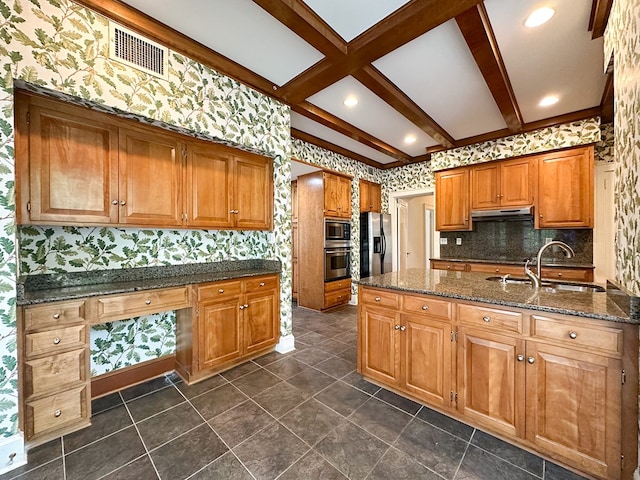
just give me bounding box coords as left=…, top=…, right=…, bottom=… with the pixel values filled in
left=96, top=287, right=190, bottom=322
left=539, top=267, right=593, bottom=282
left=198, top=281, right=242, bottom=301
left=324, top=289, right=351, bottom=309
left=324, top=279, right=351, bottom=293
left=468, top=263, right=525, bottom=275
left=25, top=325, right=87, bottom=358
left=24, top=349, right=86, bottom=397
left=403, top=295, right=452, bottom=320
left=245, top=275, right=278, bottom=292
left=361, top=288, right=400, bottom=309
left=25, top=385, right=89, bottom=440
left=23, top=300, right=86, bottom=331
left=431, top=260, right=467, bottom=271
left=531, top=315, right=622, bottom=355
left=458, top=304, right=523, bottom=334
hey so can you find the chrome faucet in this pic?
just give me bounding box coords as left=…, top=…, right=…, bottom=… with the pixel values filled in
left=524, top=241, right=575, bottom=288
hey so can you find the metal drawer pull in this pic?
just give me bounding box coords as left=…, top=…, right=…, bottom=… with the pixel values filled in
left=120, top=200, right=126, bottom=206
left=53, top=313, right=60, bottom=319
left=569, top=331, right=577, bottom=339
left=54, top=409, right=61, bottom=418
left=244, top=304, right=249, bottom=308
left=260, top=282, right=265, bottom=287
left=422, top=305, right=429, bottom=311
left=53, top=337, right=61, bottom=345
left=400, top=326, right=406, bottom=331
left=527, top=357, right=535, bottom=364
left=239, top=305, right=245, bottom=310
left=374, top=297, right=381, bottom=302
left=145, top=299, right=151, bottom=305
left=111, top=200, right=118, bottom=205
left=483, top=316, right=491, bottom=322
left=219, top=289, right=224, bottom=293
left=394, top=325, right=401, bottom=330
left=517, top=354, right=525, bottom=362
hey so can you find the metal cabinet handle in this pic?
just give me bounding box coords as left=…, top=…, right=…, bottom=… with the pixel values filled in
left=527, top=356, right=535, bottom=364
left=244, top=304, right=249, bottom=308
left=145, top=299, right=151, bottom=305
left=53, top=337, right=61, bottom=345
left=557, top=273, right=563, bottom=277
left=517, top=354, right=525, bottom=362
left=374, top=296, right=381, bottom=302
left=422, top=305, right=429, bottom=311
left=239, top=305, right=245, bottom=310
left=53, top=313, right=60, bottom=319
left=219, top=289, right=224, bottom=293
left=111, top=200, right=118, bottom=205
left=394, top=325, right=401, bottom=330
left=120, top=200, right=126, bottom=206
left=569, top=331, right=577, bottom=339
left=400, top=326, right=406, bottom=331
left=483, top=316, right=491, bottom=322
left=54, top=409, right=61, bottom=418
left=259, top=282, right=265, bottom=287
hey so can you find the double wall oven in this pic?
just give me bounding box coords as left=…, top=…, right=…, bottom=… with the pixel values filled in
left=324, top=219, right=351, bottom=281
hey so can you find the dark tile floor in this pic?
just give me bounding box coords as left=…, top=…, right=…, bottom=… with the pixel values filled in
left=2, top=304, right=588, bottom=480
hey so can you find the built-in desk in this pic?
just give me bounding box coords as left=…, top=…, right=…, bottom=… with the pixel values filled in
left=17, top=260, right=281, bottom=447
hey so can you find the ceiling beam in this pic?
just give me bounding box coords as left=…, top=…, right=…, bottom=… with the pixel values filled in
left=589, top=0, right=613, bottom=38
left=277, top=0, right=483, bottom=104
left=293, top=102, right=411, bottom=162
left=455, top=3, right=523, bottom=133
left=600, top=71, right=614, bottom=123
left=353, top=66, right=456, bottom=148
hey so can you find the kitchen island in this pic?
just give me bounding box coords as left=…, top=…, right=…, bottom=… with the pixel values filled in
left=357, top=268, right=638, bottom=480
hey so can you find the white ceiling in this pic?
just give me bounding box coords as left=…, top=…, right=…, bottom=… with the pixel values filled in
left=119, top=0, right=608, bottom=166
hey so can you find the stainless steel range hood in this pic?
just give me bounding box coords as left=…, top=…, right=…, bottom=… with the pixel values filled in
left=471, top=206, right=534, bottom=221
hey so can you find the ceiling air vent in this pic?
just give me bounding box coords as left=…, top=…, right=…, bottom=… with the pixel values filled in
left=109, top=22, right=168, bottom=80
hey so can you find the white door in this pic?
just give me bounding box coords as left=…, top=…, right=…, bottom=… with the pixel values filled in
left=398, top=200, right=408, bottom=270
left=425, top=207, right=434, bottom=266
left=593, top=163, right=615, bottom=282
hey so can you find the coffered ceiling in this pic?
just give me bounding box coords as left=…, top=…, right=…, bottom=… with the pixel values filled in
left=74, top=0, right=612, bottom=169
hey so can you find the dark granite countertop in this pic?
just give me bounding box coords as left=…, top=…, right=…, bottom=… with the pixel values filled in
left=357, top=268, right=637, bottom=324
left=17, top=259, right=281, bottom=306
left=434, top=257, right=594, bottom=269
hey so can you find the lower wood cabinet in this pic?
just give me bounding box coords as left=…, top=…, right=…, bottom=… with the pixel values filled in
left=358, top=285, right=635, bottom=480
left=176, top=274, right=280, bottom=383
left=432, top=260, right=595, bottom=282
left=323, top=279, right=351, bottom=309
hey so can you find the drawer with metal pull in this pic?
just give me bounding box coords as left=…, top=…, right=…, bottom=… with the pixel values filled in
left=197, top=280, right=242, bottom=301
left=24, top=325, right=87, bottom=358
left=531, top=314, right=623, bottom=355
left=403, top=295, right=452, bottom=319
left=23, top=300, right=86, bottom=331
left=458, top=304, right=523, bottom=334
left=244, top=275, right=279, bottom=292
left=96, top=286, right=190, bottom=323
left=360, top=288, right=400, bottom=309
left=25, top=385, right=89, bottom=440
left=24, top=349, right=87, bottom=397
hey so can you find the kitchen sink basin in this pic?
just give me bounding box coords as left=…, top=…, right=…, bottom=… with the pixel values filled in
left=485, top=276, right=606, bottom=293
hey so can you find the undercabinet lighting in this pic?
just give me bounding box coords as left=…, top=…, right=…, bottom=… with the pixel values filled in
left=524, top=6, right=555, bottom=28
left=404, top=135, right=416, bottom=144
left=343, top=96, right=358, bottom=107
left=539, top=95, right=559, bottom=107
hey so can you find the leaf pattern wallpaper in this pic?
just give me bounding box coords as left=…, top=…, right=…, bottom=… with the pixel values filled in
left=0, top=0, right=629, bottom=444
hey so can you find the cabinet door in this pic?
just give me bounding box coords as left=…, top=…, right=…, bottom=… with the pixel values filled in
left=402, top=315, right=452, bottom=409
left=337, top=176, right=352, bottom=218
left=471, top=163, right=500, bottom=210
left=186, top=143, right=234, bottom=228
left=435, top=168, right=471, bottom=231
left=370, top=182, right=382, bottom=213
left=537, top=147, right=593, bottom=228
left=359, top=180, right=371, bottom=213
left=234, top=154, right=273, bottom=230
left=243, top=288, right=279, bottom=355
left=119, top=128, right=183, bottom=226
left=500, top=158, right=533, bottom=207
left=359, top=305, right=401, bottom=386
left=525, top=342, right=621, bottom=479
left=457, top=327, right=526, bottom=438
left=324, top=173, right=340, bottom=217
left=291, top=181, right=298, bottom=222
left=198, top=297, right=242, bottom=370
left=25, top=97, right=119, bottom=224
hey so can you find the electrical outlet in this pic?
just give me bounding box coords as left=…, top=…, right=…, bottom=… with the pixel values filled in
left=545, top=237, right=553, bottom=244
left=440, top=238, right=448, bottom=245
left=456, top=238, right=462, bottom=245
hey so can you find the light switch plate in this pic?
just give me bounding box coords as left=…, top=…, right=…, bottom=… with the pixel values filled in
left=440, top=238, right=448, bottom=245
left=456, top=238, right=462, bottom=245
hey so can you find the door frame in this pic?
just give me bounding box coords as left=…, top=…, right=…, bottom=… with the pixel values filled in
left=389, top=187, right=439, bottom=272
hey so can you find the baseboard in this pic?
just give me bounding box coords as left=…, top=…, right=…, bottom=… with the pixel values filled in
left=275, top=334, right=295, bottom=353
left=91, top=355, right=176, bottom=398
left=349, top=292, right=358, bottom=305
left=0, top=433, right=26, bottom=475
left=634, top=467, right=640, bottom=480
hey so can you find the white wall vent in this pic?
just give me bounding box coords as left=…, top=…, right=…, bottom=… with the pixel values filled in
left=109, top=22, right=168, bottom=80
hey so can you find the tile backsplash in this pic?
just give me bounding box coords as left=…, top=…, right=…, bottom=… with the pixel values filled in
left=439, top=220, right=593, bottom=264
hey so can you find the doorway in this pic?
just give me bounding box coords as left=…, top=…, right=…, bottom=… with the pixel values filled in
left=389, top=188, right=439, bottom=271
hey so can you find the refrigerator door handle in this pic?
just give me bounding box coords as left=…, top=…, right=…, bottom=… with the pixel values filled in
left=381, top=232, right=386, bottom=255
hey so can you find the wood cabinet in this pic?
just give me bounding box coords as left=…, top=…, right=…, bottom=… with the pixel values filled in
left=324, top=172, right=351, bottom=218
left=471, top=157, right=534, bottom=210
left=358, top=286, right=635, bottom=480
left=291, top=181, right=298, bottom=301
left=536, top=146, right=594, bottom=228
left=435, top=168, right=471, bottom=231
left=177, top=274, right=280, bottom=383
left=323, top=279, right=351, bottom=310
left=359, top=179, right=382, bottom=213
left=16, top=90, right=273, bottom=231
left=430, top=259, right=469, bottom=272
left=19, top=300, right=91, bottom=446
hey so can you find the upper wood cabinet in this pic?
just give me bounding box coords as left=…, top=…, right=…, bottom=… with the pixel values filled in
left=16, top=91, right=274, bottom=231
left=435, top=168, right=471, bottom=231
left=536, top=146, right=594, bottom=229
left=471, top=157, right=534, bottom=210
left=359, top=179, right=382, bottom=213
left=324, top=172, right=351, bottom=218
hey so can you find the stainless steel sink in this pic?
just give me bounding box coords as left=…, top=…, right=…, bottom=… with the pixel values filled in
left=485, top=276, right=606, bottom=293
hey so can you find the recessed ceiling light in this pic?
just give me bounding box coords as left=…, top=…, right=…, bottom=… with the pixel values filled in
left=539, top=95, right=559, bottom=107
left=343, top=96, right=358, bottom=107
left=404, top=135, right=416, bottom=144
left=524, top=6, right=555, bottom=27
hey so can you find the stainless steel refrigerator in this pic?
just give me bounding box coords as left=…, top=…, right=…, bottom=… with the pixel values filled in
left=360, top=212, right=392, bottom=278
